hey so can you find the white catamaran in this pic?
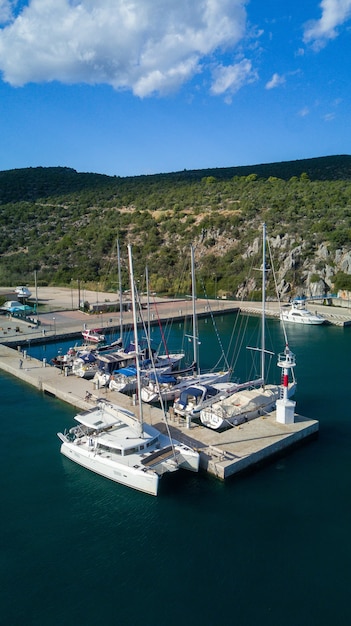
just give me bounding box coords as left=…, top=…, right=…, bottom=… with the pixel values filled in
left=57, top=245, right=199, bottom=495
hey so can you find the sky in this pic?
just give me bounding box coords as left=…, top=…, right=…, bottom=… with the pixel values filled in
left=0, top=0, right=350, bottom=177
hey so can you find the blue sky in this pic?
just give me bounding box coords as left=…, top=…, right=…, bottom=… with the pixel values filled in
left=0, top=0, right=350, bottom=177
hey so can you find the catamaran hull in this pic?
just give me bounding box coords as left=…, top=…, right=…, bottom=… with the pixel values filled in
left=60, top=441, right=159, bottom=496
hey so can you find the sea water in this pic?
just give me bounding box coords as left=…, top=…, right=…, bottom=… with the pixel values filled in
left=1, top=314, right=351, bottom=625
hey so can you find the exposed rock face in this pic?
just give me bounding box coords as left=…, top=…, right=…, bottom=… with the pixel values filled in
left=233, top=235, right=350, bottom=299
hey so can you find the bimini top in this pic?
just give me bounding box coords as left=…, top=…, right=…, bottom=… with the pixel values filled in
left=113, top=366, right=137, bottom=377
left=75, top=402, right=138, bottom=431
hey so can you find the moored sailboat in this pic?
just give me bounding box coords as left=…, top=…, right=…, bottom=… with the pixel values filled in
left=199, top=223, right=297, bottom=430
left=142, top=245, right=230, bottom=405
left=57, top=244, right=199, bottom=495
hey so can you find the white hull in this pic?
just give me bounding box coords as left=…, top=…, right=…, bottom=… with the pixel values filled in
left=280, top=305, right=325, bottom=325
left=109, top=377, right=137, bottom=393
left=58, top=401, right=199, bottom=496
left=74, top=366, right=98, bottom=379
left=59, top=436, right=199, bottom=495
left=60, top=440, right=160, bottom=495
left=92, top=372, right=110, bottom=387
left=141, top=370, right=230, bottom=404
left=173, top=380, right=259, bottom=419
left=200, top=383, right=296, bottom=430
left=82, top=330, right=106, bottom=343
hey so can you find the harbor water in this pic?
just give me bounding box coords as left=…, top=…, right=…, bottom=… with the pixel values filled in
left=1, top=314, right=351, bottom=626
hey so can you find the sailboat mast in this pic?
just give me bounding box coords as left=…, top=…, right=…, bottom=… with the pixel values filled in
left=261, top=222, right=266, bottom=385
left=127, top=244, right=144, bottom=432
left=117, top=239, right=123, bottom=345
left=146, top=265, right=151, bottom=341
left=191, top=245, right=199, bottom=374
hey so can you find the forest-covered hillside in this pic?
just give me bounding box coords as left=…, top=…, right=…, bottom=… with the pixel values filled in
left=1, top=155, right=351, bottom=300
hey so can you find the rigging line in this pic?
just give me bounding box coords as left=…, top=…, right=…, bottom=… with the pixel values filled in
left=199, top=277, right=230, bottom=370
left=266, top=236, right=288, bottom=341
left=151, top=296, right=170, bottom=358
left=266, top=236, right=296, bottom=384
left=135, top=290, right=178, bottom=461
left=266, top=235, right=290, bottom=350
left=226, top=246, right=258, bottom=372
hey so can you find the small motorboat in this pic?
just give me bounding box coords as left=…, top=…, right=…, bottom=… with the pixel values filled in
left=280, top=300, right=325, bottom=325
left=82, top=328, right=106, bottom=343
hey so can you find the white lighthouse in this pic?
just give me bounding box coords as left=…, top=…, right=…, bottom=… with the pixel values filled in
left=276, top=344, right=296, bottom=424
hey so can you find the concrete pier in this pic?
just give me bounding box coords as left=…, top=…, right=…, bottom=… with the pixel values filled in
left=0, top=340, right=319, bottom=480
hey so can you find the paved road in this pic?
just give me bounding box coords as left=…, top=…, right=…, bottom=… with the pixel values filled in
left=0, top=287, right=239, bottom=345
left=1, top=285, right=351, bottom=346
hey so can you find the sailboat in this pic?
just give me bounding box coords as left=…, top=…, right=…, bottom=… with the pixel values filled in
left=57, top=244, right=199, bottom=495
left=141, top=245, right=230, bottom=404
left=199, top=223, right=297, bottom=430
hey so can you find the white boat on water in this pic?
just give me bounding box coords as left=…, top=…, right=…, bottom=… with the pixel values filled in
left=173, top=379, right=257, bottom=421
left=200, top=347, right=296, bottom=430
left=71, top=351, right=99, bottom=379
left=141, top=368, right=230, bottom=404
left=57, top=401, right=199, bottom=496
left=109, top=365, right=139, bottom=393
left=109, top=364, right=171, bottom=394
left=92, top=349, right=138, bottom=388
left=82, top=328, right=106, bottom=343
left=280, top=300, right=325, bottom=325
left=57, top=244, right=199, bottom=495
left=200, top=223, right=297, bottom=430
left=142, top=245, right=231, bottom=405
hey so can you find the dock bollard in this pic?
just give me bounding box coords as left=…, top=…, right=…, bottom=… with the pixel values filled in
left=43, top=358, right=46, bottom=368
left=64, top=366, right=69, bottom=377
left=23, top=350, right=27, bottom=360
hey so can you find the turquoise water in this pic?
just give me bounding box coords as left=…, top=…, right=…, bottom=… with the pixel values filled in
left=1, top=315, right=351, bottom=625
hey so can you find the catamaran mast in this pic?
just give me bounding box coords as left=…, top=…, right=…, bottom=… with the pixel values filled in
left=117, top=239, right=123, bottom=346
left=127, top=244, right=144, bottom=435
left=191, top=245, right=199, bottom=374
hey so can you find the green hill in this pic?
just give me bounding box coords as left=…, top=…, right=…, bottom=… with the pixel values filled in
left=0, top=155, right=351, bottom=300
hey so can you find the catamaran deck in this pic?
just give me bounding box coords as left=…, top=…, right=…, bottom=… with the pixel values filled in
left=0, top=342, right=318, bottom=480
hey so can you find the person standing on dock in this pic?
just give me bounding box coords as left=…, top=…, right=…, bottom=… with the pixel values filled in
left=19, top=358, right=23, bottom=369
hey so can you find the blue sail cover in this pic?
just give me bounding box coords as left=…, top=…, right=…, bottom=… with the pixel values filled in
left=113, top=366, right=137, bottom=378
left=149, top=372, right=177, bottom=384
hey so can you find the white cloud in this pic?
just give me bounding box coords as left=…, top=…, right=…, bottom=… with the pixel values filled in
left=210, top=59, right=257, bottom=99
left=265, top=72, right=285, bottom=90
left=0, top=0, right=250, bottom=96
left=303, top=0, right=351, bottom=48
